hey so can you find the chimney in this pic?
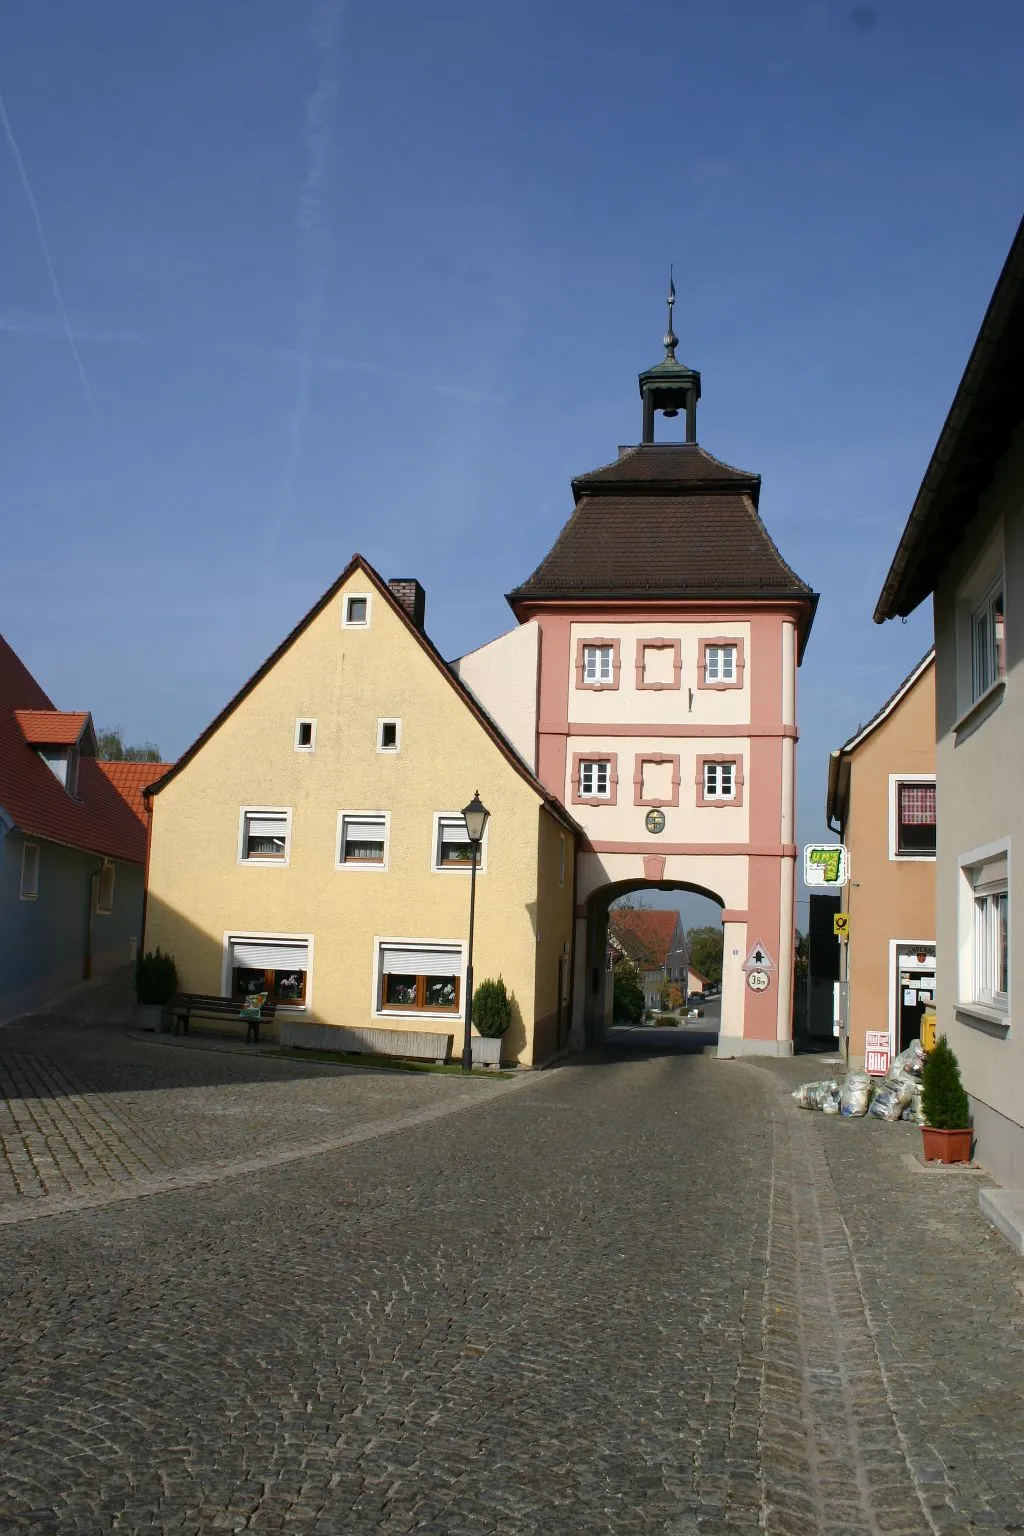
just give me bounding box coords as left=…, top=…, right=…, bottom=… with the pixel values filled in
left=388, top=578, right=426, bottom=630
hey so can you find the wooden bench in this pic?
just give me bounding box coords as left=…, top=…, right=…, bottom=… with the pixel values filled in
left=171, top=993, right=278, bottom=1043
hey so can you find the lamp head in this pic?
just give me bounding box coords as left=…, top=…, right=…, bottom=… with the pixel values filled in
left=462, top=790, right=490, bottom=843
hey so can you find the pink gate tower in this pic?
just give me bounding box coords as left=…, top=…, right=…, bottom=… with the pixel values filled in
left=505, top=288, right=818, bottom=1054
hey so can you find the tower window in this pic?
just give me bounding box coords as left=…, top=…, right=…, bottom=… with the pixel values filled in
left=697, top=637, right=745, bottom=691
left=575, top=638, right=621, bottom=690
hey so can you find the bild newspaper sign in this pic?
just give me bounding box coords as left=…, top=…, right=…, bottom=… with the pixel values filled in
left=864, top=1030, right=891, bottom=1078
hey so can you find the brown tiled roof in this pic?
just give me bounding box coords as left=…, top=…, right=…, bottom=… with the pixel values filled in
left=98, top=760, right=173, bottom=825
left=508, top=442, right=814, bottom=611
left=572, top=443, right=761, bottom=501
left=15, top=709, right=91, bottom=745
left=0, top=635, right=148, bottom=864
left=609, top=907, right=681, bottom=969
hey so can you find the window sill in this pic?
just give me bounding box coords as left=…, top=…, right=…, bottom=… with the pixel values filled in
left=336, top=862, right=388, bottom=872
left=375, top=1010, right=460, bottom=1023
left=953, top=678, right=1005, bottom=738
left=955, top=1003, right=1010, bottom=1038
left=889, top=852, right=936, bottom=863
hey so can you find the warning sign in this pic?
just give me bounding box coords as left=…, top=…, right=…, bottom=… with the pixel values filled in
left=833, top=913, right=850, bottom=938
left=742, top=940, right=776, bottom=972
left=864, top=1029, right=891, bottom=1077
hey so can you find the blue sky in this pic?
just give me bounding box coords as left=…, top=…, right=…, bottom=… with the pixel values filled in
left=2, top=1, right=1022, bottom=929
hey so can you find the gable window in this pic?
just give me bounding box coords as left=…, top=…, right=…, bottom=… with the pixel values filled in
left=96, top=862, right=115, bottom=914
left=377, top=718, right=401, bottom=752
left=20, top=842, right=39, bottom=900
left=229, top=937, right=309, bottom=1007
left=892, top=778, right=936, bottom=858
left=696, top=755, right=745, bottom=807
left=433, top=813, right=484, bottom=871
left=575, top=638, right=621, bottom=691
left=377, top=942, right=462, bottom=1015
left=957, top=843, right=1010, bottom=1025
left=338, top=813, right=389, bottom=869
left=240, top=809, right=291, bottom=863
left=295, top=719, right=316, bottom=752
left=972, top=580, right=1005, bottom=703
left=698, top=637, right=745, bottom=691
left=342, top=594, right=371, bottom=628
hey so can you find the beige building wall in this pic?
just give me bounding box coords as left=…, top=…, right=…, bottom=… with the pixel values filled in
left=933, top=428, right=1024, bottom=1186
left=451, top=622, right=540, bottom=771
left=842, top=664, right=936, bottom=1064
left=145, top=569, right=574, bottom=1066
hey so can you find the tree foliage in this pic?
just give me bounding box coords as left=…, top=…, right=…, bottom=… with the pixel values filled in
left=96, top=726, right=162, bottom=763
left=135, top=948, right=178, bottom=1005
left=612, top=959, right=645, bottom=1024
left=472, top=976, right=513, bottom=1038
left=921, top=1035, right=971, bottom=1130
left=794, top=930, right=809, bottom=983
left=686, top=926, right=724, bottom=985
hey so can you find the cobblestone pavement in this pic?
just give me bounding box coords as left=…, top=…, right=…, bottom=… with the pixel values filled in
left=0, top=1025, right=1022, bottom=1535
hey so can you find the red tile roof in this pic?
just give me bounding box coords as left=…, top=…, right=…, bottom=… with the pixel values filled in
left=608, top=908, right=683, bottom=970
left=15, top=709, right=91, bottom=745
left=98, top=760, right=172, bottom=825
left=0, top=634, right=148, bottom=864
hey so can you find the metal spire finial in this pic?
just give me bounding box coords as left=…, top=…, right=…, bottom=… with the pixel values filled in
left=663, top=264, right=678, bottom=359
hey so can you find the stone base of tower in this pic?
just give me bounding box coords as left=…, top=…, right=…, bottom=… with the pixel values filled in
left=715, top=1035, right=794, bottom=1058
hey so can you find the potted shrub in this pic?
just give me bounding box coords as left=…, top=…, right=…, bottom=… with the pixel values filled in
left=471, top=977, right=512, bottom=1067
left=920, top=1034, right=973, bottom=1163
left=134, top=948, right=178, bottom=1032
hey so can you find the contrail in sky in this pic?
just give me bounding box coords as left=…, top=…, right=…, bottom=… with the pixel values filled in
left=0, top=83, right=103, bottom=432
left=276, top=0, right=347, bottom=543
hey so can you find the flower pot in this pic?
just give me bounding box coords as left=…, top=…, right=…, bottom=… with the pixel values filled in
left=921, top=1126, right=973, bottom=1164
left=471, top=1034, right=504, bottom=1068
left=134, top=1002, right=169, bottom=1033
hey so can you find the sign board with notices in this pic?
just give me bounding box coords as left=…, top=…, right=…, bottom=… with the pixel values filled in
left=803, top=844, right=850, bottom=888
left=864, top=1029, right=891, bottom=1077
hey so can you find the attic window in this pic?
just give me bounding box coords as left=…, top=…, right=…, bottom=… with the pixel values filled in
left=38, top=744, right=79, bottom=794
left=343, top=594, right=371, bottom=628
left=377, top=719, right=400, bottom=752
left=294, top=719, right=316, bottom=752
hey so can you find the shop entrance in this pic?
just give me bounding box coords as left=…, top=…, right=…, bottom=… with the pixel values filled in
left=891, top=941, right=936, bottom=1053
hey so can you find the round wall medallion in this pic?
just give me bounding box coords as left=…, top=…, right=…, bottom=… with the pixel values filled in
left=644, top=808, right=666, bottom=835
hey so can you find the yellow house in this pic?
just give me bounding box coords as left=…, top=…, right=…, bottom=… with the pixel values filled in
left=143, top=557, right=579, bottom=1066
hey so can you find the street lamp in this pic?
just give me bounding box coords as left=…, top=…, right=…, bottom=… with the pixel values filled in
left=461, top=790, right=490, bottom=1072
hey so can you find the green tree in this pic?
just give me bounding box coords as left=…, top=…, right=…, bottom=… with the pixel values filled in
left=612, top=959, right=645, bottom=1024
left=921, top=1035, right=971, bottom=1130
left=96, top=726, right=162, bottom=762
left=794, top=930, right=809, bottom=983
left=686, top=926, right=724, bottom=985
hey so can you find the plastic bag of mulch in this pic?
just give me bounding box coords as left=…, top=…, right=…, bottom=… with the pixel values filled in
left=791, top=1078, right=840, bottom=1111
left=840, top=1072, right=873, bottom=1117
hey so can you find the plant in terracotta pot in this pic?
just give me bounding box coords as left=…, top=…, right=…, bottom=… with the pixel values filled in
left=471, top=977, right=512, bottom=1067
left=134, top=948, right=178, bottom=1031
left=920, top=1034, right=972, bottom=1163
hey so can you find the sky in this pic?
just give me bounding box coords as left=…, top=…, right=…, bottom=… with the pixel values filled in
left=2, top=1, right=1022, bottom=933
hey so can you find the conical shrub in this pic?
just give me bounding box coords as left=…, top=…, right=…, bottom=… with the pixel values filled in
left=921, top=1034, right=970, bottom=1130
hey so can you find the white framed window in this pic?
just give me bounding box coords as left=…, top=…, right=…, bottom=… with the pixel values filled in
left=579, top=760, right=610, bottom=798
left=373, top=938, right=464, bottom=1018
left=704, top=645, right=737, bottom=684
left=20, top=842, right=39, bottom=900
left=971, top=579, right=1005, bottom=703
left=703, top=760, right=736, bottom=800
left=225, top=934, right=311, bottom=1010
left=96, top=862, right=115, bottom=914
left=342, top=593, right=371, bottom=628
left=582, top=645, right=614, bottom=685
left=955, top=530, right=1005, bottom=720
left=377, top=718, right=401, bottom=752
left=559, top=832, right=566, bottom=887
left=432, top=812, right=486, bottom=872
left=294, top=719, right=316, bottom=752
left=239, top=808, right=291, bottom=865
left=957, top=838, right=1010, bottom=1026
left=337, top=812, right=390, bottom=870
left=889, top=774, right=936, bottom=860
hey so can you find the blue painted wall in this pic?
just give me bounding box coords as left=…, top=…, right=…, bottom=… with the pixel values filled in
left=0, top=827, right=144, bottom=1018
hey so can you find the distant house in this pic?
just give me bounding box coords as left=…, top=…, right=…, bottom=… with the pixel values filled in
left=608, top=908, right=689, bottom=1009
left=687, top=964, right=711, bottom=997
left=826, top=651, right=936, bottom=1066
left=874, top=213, right=1024, bottom=1190
left=0, top=635, right=151, bottom=1021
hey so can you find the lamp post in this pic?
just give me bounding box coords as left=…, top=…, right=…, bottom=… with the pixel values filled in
left=461, top=790, right=490, bottom=1072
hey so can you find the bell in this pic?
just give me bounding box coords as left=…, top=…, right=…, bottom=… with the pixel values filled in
left=662, top=407, right=678, bottom=418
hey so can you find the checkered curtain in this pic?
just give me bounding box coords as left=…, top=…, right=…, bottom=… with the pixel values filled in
left=900, top=783, right=936, bottom=825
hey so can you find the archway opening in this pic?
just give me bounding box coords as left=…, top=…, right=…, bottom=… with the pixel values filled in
left=583, top=878, right=726, bottom=1051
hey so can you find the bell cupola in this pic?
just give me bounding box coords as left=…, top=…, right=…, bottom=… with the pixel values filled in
left=638, top=271, right=701, bottom=444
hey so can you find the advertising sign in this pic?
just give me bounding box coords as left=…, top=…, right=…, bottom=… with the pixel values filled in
left=864, top=1029, right=891, bottom=1077
left=803, top=844, right=850, bottom=888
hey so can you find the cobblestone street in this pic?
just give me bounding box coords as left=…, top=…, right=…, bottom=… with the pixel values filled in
left=1, top=1020, right=1023, bottom=1535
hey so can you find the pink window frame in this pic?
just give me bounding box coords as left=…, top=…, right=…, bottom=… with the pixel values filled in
left=697, top=636, right=745, bottom=691
left=571, top=751, right=619, bottom=806
left=575, top=637, right=621, bottom=691
left=634, top=638, right=682, bottom=691
left=633, top=753, right=681, bottom=808
left=695, top=754, right=745, bottom=808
